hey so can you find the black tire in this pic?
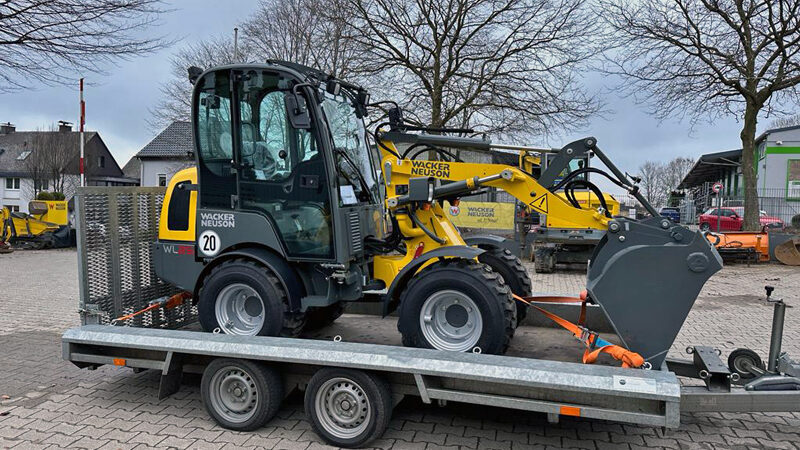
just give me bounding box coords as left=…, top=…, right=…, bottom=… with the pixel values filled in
left=478, top=247, right=532, bottom=325
left=304, top=368, right=392, bottom=448
left=397, top=259, right=516, bottom=355
left=304, top=303, right=346, bottom=331
left=198, top=258, right=305, bottom=337
left=728, top=348, right=764, bottom=380
left=533, top=247, right=556, bottom=273
left=201, top=358, right=283, bottom=431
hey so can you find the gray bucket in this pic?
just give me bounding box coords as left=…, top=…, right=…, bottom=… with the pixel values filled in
left=586, top=217, right=723, bottom=368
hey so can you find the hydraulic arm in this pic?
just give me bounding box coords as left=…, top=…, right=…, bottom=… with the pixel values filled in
left=375, top=129, right=723, bottom=368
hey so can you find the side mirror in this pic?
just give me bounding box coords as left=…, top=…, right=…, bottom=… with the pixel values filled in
left=284, top=92, right=311, bottom=129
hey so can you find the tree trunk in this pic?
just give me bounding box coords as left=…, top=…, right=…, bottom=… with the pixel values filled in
left=740, top=102, right=760, bottom=231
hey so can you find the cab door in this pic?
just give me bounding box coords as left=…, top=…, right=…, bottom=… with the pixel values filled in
left=233, top=70, right=334, bottom=260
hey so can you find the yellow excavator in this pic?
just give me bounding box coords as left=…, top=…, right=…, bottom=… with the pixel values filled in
left=152, top=62, right=721, bottom=369
left=1, top=200, right=71, bottom=250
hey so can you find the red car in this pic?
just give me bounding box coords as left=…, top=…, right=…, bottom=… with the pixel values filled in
left=698, top=207, right=784, bottom=232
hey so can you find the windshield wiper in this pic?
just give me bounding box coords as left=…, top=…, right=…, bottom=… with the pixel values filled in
left=335, top=148, right=375, bottom=204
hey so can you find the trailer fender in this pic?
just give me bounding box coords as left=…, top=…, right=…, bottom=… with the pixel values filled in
left=195, top=246, right=306, bottom=312
left=384, top=245, right=484, bottom=315
left=463, top=234, right=517, bottom=255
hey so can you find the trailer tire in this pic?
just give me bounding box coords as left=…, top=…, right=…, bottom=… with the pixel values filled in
left=534, top=247, right=556, bottom=273
left=478, top=247, right=532, bottom=325
left=398, top=259, right=516, bottom=355
left=728, top=348, right=764, bottom=380
left=201, top=358, right=283, bottom=431
left=305, top=368, right=392, bottom=448
left=198, top=259, right=304, bottom=337
left=304, top=303, right=345, bottom=331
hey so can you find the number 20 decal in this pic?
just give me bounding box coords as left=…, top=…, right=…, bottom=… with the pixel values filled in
left=198, top=230, right=221, bottom=257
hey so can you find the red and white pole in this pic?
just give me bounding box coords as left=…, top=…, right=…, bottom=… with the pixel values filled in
left=79, top=78, right=85, bottom=187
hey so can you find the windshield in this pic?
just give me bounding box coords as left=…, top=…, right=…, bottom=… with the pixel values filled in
left=320, top=92, right=379, bottom=204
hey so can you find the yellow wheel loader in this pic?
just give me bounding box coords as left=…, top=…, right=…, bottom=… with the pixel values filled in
left=153, top=62, right=721, bottom=368
left=1, top=200, right=71, bottom=249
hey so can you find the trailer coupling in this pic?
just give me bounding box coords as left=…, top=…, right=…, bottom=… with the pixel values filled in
left=586, top=216, right=724, bottom=369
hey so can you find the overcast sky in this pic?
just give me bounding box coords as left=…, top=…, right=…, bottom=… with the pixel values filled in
left=0, top=0, right=785, bottom=194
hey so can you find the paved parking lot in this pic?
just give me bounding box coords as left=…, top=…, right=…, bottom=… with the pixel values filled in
left=1, top=249, right=799, bottom=449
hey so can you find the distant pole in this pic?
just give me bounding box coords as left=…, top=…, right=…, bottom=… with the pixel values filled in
left=79, top=78, right=85, bottom=187
left=233, top=27, right=239, bottom=61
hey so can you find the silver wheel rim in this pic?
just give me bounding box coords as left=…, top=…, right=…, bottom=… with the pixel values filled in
left=215, top=283, right=265, bottom=335
left=315, top=377, right=371, bottom=439
left=419, top=290, right=483, bottom=352
left=208, top=365, right=259, bottom=424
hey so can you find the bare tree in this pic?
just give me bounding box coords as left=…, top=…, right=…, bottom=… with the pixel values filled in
left=342, top=0, right=602, bottom=136
left=0, top=0, right=170, bottom=92
left=638, top=160, right=668, bottom=208
left=149, top=35, right=249, bottom=127
left=770, top=113, right=800, bottom=129
left=241, top=0, right=359, bottom=77
left=24, top=126, right=80, bottom=195
left=150, top=0, right=360, bottom=128
left=661, top=156, right=696, bottom=194
left=600, top=0, right=800, bottom=230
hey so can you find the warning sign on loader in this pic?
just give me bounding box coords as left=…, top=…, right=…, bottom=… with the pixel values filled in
left=529, top=193, right=549, bottom=214
left=445, top=201, right=515, bottom=230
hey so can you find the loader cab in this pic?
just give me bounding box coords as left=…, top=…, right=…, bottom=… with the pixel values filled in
left=191, top=64, right=382, bottom=264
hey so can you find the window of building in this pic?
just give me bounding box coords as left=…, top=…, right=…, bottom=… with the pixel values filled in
left=98, top=156, right=105, bottom=168
left=158, top=174, right=167, bottom=187
left=788, top=159, right=800, bottom=201
left=5, top=178, right=20, bottom=190
left=17, top=150, right=31, bottom=160
left=4, top=205, right=19, bottom=212
left=34, top=178, right=49, bottom=191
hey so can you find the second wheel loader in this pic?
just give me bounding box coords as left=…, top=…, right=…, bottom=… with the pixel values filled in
left=153, top=61, right=721, bottom=369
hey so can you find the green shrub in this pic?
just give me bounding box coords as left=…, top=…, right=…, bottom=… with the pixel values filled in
left=36, top=191, right=53, bottom=200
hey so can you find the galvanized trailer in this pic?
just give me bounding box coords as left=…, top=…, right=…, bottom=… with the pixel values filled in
left=63, top=187, right=800, bottom=448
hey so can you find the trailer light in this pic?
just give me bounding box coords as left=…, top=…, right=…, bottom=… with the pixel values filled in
left=559, top=406, right=581, bottom=417
left=113, top=358, right=126, bottom=367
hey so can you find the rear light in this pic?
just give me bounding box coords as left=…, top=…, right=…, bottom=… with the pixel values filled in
left=413, top=242, right=425, bottom=259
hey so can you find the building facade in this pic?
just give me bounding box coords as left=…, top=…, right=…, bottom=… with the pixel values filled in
left=131, top=121, right=195, bottom=187
left=0, top=121, right=134, bottom=213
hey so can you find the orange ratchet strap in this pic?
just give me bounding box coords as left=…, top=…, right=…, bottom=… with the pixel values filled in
left=514, top=293, right=645, bottom=369
left=112, top=291, right=192, bottom=324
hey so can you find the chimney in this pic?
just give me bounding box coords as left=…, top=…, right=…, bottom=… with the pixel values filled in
left=58, top=121, right=73, bottom=132
left=0, top=122, right=14, bottom=134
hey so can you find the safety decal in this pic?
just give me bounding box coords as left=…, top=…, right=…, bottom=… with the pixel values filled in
left=529, top=193, right=549, bottom=214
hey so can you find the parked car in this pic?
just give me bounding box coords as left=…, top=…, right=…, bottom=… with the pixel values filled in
left=659, top=207, right=681, bottom=223
left=698, top=207, right=784, bottom=232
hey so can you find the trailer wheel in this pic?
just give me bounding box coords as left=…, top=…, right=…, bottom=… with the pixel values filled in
left=305, top=368, right=392, bottom=448
left=728, top=348, right=764, bottom=380
left=398, top=259, right=515, bottom=354
left=478, top=247, right=532, bottom=324
left=201, top=358, right=283, bottom=431
left=533, top=247, right=556, bottom=273
left=198, top=259, right=304, bottom=337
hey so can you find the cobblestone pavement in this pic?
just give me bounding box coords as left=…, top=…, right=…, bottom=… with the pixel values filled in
left=1, top=249, right=799, bottom=449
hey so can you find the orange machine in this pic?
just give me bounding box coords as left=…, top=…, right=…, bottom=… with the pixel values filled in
left=705, top=232, right=770, bottom=263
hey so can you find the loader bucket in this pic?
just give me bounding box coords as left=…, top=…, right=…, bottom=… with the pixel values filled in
left=586, top=217, right=723, bottom=369
left=774, top=238, right=800, bottom=266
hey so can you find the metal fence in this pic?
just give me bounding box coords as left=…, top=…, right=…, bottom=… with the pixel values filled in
left=686, top=188, right=800, bottom=229
left=76, top=186, right=197, bottom=328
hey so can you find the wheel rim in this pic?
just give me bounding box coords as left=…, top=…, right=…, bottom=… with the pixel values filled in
left=215, top=283, right=265, bottom=335
left=208, top=365, right=259, bottom=424
left=315, top=377, right=371, bottom=439
left=700, top=223, right=710, bottom=231
left=732, top=355, right=758, bottom=377
left=419, top=290, right=483, bottom=352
